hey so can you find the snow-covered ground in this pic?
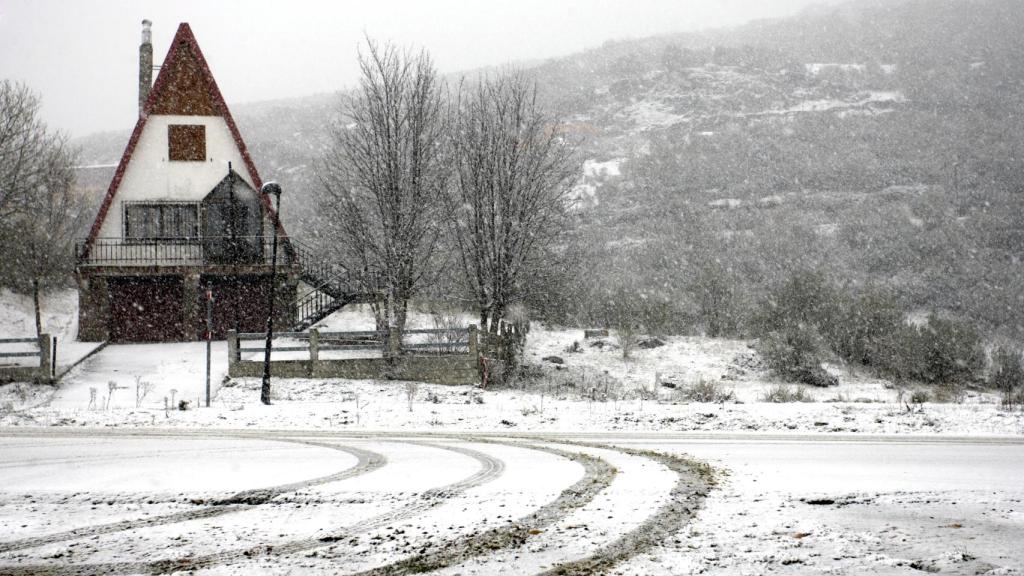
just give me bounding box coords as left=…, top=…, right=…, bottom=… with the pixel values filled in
left=1, top=291, right=1023, bottom=573
left=617, top=437, right=1024, bottom=574
left=0, top=289, right=103, bottom=373
left=1, top=294, right=1021, bottom=436
left=0, top=429, right=1020, bottom=575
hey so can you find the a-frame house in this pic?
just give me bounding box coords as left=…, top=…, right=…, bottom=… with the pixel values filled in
left=76, top=22, right=355, bottom=342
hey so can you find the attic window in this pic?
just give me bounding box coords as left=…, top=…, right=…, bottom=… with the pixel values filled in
left=168, top=124, right=206, bottom=161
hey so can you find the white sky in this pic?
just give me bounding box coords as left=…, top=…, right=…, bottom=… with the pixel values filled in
left=1, top=0, right=834, bottom=136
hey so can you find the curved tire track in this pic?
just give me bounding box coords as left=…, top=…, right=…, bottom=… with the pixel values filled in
left=0, top=438, right=385, bottom=554
left=349, top=438, right=617, bottom=576
left=0, top=440, right=506, bottom=576
left=538, top=444, right=714, bottom=576
left=351, top=439, right=711, bottom=576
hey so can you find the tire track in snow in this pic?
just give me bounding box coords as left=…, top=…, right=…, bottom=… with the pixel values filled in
left=537, top=444, right=714, bottom=576
left=349, top=438, right=616, bottom=576
left=350, top=439, right=711, bottom=576
left=0, top=437, right=385, bottom=554
left=0, top=440, right=506, bottom=575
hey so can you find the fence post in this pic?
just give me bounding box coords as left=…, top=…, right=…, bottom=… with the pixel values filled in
left=227, top=330, right=239, bottom=372
left=37, top=333, right=52, bottom=380
left=309, top=328, right=320, bottom=362
left=388, top=326, right=401, bottom=357
left=468, top=325, right=478, bottom=358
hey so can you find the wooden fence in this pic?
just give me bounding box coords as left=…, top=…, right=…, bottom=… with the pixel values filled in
left=0, top=334, right=54, bottom=383
left=226, top=326, right=480, bottom=385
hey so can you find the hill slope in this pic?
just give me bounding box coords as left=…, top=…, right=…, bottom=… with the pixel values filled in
left=72, top=0, right=1024, bottom=336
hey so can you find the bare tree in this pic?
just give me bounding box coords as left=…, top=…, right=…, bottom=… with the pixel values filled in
left=18, top=147, right=85, bottom=337
left=319, top=39, right=449, bottom=359
left=0, top=81, right=83, bottom=337
left=0, top=81, right=53, bottom=226
left=447, top=71, right=577, bottom=332
left=321, top=40, right=447, bottom=345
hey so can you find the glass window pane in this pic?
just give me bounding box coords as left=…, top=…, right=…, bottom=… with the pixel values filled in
left=126, top=203, right=198, bottom=241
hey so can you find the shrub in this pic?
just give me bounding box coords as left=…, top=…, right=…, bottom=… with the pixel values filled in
left=675, top=378, right=734, bottom=403
left=761, top=384, right=815, bottom=403
left=827, top=288, right=904, bottom=367
left=870, top=315, right=984, bottom=387
left=917, top=314, right=984, bottom=385
left=757, top=325, right=838, bottom=387
left=931, top=383, right=966, bottom=404
left=691, top=259, right=742, bottom=337
left=756, top=269, right=840, bottom=335
left=602, top=288, right=644, bottom=359
left=909, top=389, right=930, bottom=404
left=616, top=325, right=638, bottom=359
left=990, top=347, right=1024, bottom=407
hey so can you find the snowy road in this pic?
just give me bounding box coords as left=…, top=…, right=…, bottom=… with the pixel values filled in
left=0, top=429, right=1020, bottom=574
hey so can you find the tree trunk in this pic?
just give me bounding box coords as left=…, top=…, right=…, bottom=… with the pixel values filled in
left=489, top=303, right=505, bottom=334
left=384, top=289, right=401, bottom=361
left=32, top=277, right=42, bottom=339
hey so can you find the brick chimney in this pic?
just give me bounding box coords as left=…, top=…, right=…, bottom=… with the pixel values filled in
left=138, top=19, right=153, bottom=116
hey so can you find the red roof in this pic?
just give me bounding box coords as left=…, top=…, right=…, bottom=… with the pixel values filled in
left=84, top=23, right=287, bottom=251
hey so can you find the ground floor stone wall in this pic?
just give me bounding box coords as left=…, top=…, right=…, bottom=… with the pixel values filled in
left=76, top=268, right=296, bottom=343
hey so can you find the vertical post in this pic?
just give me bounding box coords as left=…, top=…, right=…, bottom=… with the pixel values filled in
left=205, top=289, right=213, bottom=407
left=38, top=333, right=52, bottom=380
left=182, top=273, right=201, bottom=341
left=260, top=182, right=282, bottom=406
left=309, top=328, right=319, bottom=362
left=51, top=336, right=57, bottom=379
left=227, top=162, right=240, bottom=334
left=227, top=330, right=239, bottom=372
left=388, top=327, right=401, bottom=357
left=468, top=324, right=478, bottom=358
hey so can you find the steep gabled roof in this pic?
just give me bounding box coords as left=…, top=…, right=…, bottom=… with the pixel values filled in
left=85, top=23, right=287, bottom=251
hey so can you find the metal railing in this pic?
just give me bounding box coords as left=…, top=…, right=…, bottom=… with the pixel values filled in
left=75, top=236, right=299, bottom=267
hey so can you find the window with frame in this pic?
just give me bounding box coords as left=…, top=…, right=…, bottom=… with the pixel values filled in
left=124, top=202, right=199, bottom=242
left=168, top=124, right=206, bottom=161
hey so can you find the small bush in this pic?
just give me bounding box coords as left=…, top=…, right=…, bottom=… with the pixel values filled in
left=990, top=347, right=1024, bottom=407
left=404, top=381, right=419, bottom=412
left=761, top=384, right=815, bottom=403
left=675, top=378, right=734, bottom=403
left=910, top=388, right=930, bottom=403
left=616, top=326, right=638, bottom=359
left=827, top=288, right=904, bottom=367
left=757, top=325, right=838, bottom=387
left=931, top=383, right=966, bottom=404
left=756, top=269, right=840, bottom=335
left=690, top=259, right=742, bottom=337
left=878, top=315, right=984, bottom=386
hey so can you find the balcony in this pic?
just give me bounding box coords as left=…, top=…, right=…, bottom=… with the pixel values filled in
left=75, top=236, right=298, bottom=268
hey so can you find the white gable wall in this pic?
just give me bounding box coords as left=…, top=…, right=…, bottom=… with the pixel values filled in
left=97, top=114, right=259, bottom=239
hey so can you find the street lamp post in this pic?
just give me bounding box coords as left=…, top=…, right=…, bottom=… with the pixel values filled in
left=260, top=182, right=282, bottom=406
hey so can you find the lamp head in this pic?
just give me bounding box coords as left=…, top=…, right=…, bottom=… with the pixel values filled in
left=261, top=182, right=282, bottom=198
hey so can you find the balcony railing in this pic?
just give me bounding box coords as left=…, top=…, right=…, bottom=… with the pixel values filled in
left=76, top=236, right=298, bottom=268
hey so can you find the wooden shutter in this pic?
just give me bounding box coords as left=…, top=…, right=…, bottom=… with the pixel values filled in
left=168, top=124, right=206, bottom=161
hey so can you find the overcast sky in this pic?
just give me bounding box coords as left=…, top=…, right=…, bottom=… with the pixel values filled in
left=1, top=0, right=835, bottom=137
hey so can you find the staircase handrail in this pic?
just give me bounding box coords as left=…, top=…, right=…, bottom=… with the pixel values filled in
left=298, top=267, right=356, bottom=300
